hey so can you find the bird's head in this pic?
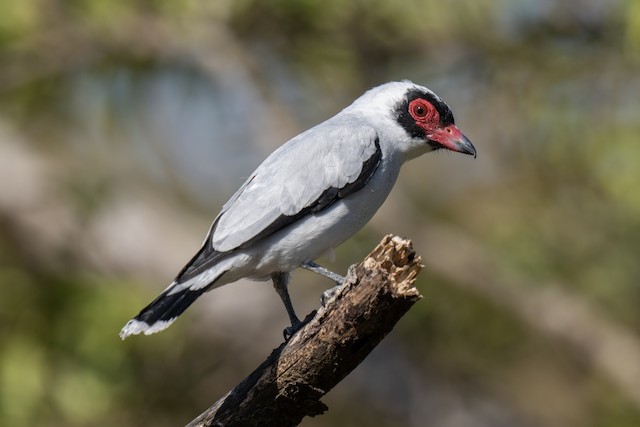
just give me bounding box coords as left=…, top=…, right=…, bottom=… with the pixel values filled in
left=348, top=81, right=476, bottom=160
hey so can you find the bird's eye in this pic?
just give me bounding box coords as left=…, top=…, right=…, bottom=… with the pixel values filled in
left=409, top=99, right=434, bottom=121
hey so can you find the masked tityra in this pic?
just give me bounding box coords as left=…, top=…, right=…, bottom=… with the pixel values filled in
left=120, top=80, right=476, bottom=340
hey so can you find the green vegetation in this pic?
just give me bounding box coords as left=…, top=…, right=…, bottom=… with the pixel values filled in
left=1, top=1, right=639, bottom=426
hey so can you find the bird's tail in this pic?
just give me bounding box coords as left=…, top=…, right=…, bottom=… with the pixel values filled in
left=119, top=237, right=233, bottom=339
left=119, top=282, right=208, bottom=339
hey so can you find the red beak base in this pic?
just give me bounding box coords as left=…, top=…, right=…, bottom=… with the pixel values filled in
left=429, top=125, right=476, bottom=158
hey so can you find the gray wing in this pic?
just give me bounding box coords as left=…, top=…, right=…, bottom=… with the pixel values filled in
left=213, top=122, right=381, bottom=251
left=174, top=122, right=381, bottom=283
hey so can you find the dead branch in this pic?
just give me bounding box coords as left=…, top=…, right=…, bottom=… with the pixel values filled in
left=185, top=235, right=423, bottom=427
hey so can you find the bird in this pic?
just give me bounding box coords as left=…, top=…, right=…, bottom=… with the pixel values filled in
left=119, top=80, right=476, bottom=340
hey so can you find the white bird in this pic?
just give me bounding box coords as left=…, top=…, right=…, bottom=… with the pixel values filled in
left=120, top=80, right=476, bottom=340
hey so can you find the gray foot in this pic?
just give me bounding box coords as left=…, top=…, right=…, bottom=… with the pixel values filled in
left=321, top=285, right=341, bottom=307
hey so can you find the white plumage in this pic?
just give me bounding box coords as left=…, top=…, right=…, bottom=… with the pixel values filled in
left=120, top=80, right=475, bottom=339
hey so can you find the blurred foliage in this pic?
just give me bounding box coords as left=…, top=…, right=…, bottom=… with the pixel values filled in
left=0, top=254, right=231, bottom=426
left=1, top=0, right=640, bottom=426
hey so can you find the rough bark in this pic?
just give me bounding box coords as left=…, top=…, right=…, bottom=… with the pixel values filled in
left=186, top=235, right=423, bottom=427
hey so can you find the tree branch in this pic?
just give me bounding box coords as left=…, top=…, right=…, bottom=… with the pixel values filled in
left=186, top=235, right=423, bottom=427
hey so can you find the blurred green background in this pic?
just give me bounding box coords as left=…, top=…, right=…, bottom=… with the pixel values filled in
left=1, top=1, right=640, bottom=426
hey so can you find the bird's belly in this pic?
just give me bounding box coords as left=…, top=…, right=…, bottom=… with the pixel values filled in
left=245, top=163, right=400, bottom=275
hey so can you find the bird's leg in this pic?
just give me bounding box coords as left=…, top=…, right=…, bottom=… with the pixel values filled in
left=300, top=261, right=345, bottom=307
left=271, top=272, right=302, bottom=340
left=301, top=261, right=345, bottom=283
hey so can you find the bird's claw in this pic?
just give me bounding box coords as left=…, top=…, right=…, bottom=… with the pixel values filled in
left=283, top=319, right=303, bottom=341
left=320, top=284, right=341, bottom=307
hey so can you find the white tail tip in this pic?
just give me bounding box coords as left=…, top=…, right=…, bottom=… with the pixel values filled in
left=119, top=318, right=176, bottom=340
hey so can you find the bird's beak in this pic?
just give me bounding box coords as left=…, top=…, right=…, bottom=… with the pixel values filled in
left=429, top=125, right=477, bottom=158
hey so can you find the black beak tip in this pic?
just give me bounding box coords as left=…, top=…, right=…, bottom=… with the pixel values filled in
left=460, top=136, right=477, bottom=159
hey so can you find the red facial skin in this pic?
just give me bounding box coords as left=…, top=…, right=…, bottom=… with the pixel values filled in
left=408, top=98, right=475, bottom=156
